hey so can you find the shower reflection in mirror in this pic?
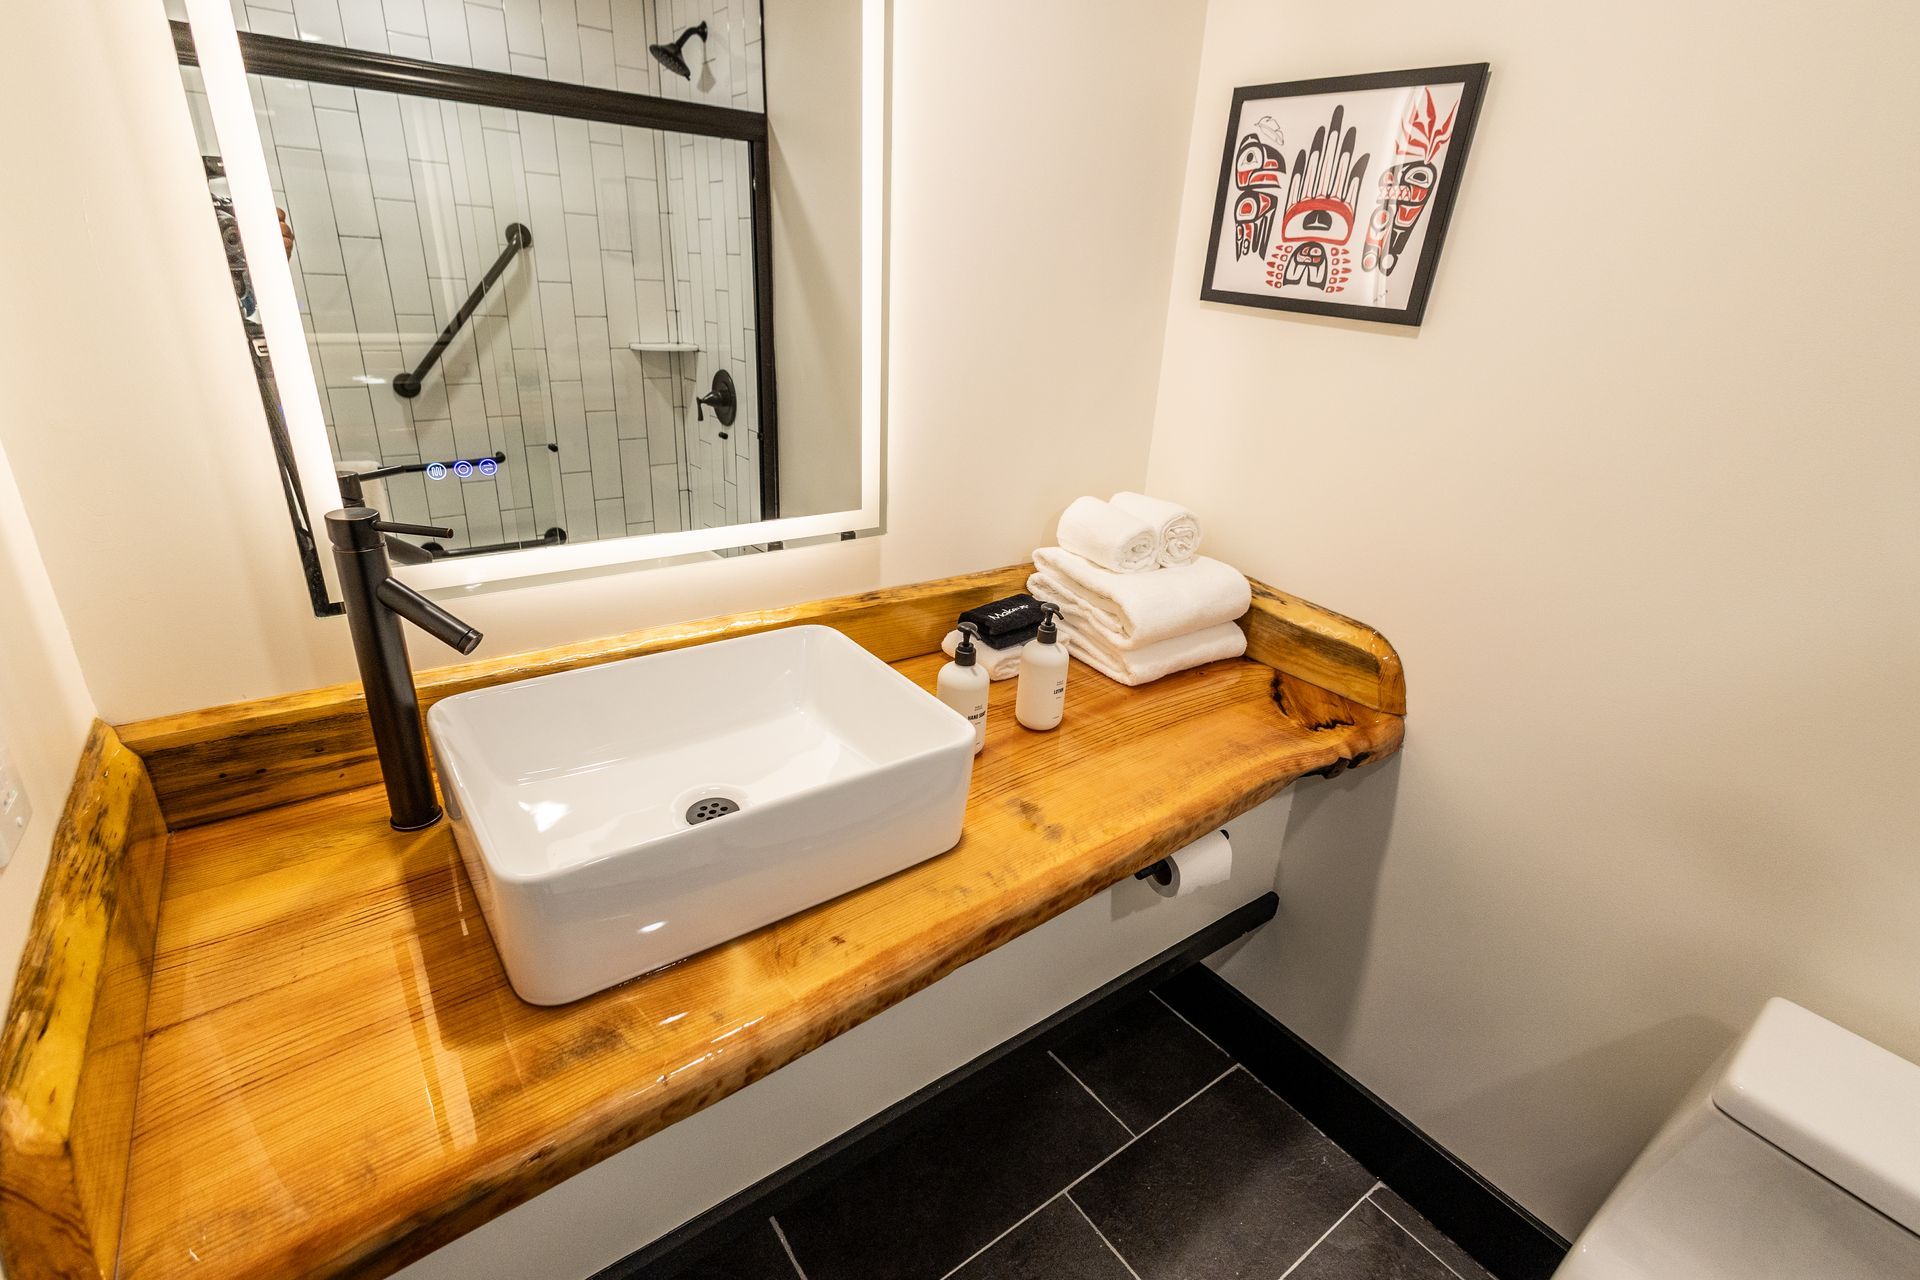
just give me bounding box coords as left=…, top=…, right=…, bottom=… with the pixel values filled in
left=166, top=0, right=857, bottom=606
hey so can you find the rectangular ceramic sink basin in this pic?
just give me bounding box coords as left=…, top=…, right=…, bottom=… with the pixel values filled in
left=428, top=625, right=976, bottom=1004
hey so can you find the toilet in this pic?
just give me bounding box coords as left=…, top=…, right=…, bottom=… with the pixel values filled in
left=1555, top=998, right=1920, bottom=1277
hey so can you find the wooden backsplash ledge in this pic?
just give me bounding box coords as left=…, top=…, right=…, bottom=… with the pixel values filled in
left=0, top=723, right=168, bottom=1280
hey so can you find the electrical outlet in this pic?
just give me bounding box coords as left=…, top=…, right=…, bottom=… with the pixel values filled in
left=0, top=748, right=31, bottom=868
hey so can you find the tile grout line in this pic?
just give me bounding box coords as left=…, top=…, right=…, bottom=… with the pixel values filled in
left=935, top=1193, right=1067, bottom=1280
left=1065, top=1192, right=1144, bottom=1280
left=1275, top=1184, right=1376, bottom=1280
left=768, top=1214, right=810, bottom=1280
left=1228, top=1045, right=1369, bottom=1168
left=1047, top=1049, right=1136, bottom=1137
left=1366, top=1189, right=1480, bottom=1280
left=1063, top=1065, right=1242, bottom=1196
left=1151, top=988, right=1234, bottom=1060
left=936, top=1066, right=1243, bottom=1280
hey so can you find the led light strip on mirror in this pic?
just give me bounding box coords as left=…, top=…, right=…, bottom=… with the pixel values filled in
left=182, top=0, right=348, bottom=601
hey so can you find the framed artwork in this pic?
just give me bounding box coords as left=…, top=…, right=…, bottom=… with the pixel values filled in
left=1201, top=64, right=1489, bottom=326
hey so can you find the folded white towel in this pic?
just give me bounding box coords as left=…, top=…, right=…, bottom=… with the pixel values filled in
left=941, top=629, right=1025, bottom=680
left=1110, top=492, right=1203, bottom=567
left=1056, top=496, right=1157, bottom=574
left=1062, top=621, right=1246, bottom=687
left=1029, top=547, right=1250, bottom=648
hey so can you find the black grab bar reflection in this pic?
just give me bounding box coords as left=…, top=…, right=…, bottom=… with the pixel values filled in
left=392, top=224, right=531, bottom=399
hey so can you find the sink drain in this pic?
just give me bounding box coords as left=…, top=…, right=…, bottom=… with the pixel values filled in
left=685, top=796, right=741, bottom=824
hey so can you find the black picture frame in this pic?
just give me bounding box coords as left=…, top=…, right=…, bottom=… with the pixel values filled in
left=1200, top=63, right=1489, bottom=327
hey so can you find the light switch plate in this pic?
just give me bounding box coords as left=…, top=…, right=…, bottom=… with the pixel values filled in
left=0, top=748, right=31, bottom=868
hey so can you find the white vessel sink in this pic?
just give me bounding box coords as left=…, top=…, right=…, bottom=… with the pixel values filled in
left=428, top=625, right=976, bottom=1004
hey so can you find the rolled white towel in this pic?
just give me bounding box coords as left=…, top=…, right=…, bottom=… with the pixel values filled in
left=1029, top=547, right=1250, bottom=648
left=1056, top=496, right=1157, bottom=574
left=1110, top=492, right=1203, bottom=567
left=941, top=629, right=1025, bottom=680
left=1061, top=620, right=1247, bottom=687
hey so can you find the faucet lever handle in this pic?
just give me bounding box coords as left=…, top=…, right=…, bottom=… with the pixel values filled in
left=371, top=518, right=455, bottom=539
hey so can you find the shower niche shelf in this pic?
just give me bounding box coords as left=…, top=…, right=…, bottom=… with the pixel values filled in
left=628, top=342, right=701, bottom=353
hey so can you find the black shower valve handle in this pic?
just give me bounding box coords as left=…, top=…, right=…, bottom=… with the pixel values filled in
left=695, top=369, right=739, bottom=432
left=696, top=397, right=729, bottom=439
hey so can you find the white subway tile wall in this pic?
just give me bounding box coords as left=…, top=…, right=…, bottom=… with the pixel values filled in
left=172, top=0, right=766, bottom=550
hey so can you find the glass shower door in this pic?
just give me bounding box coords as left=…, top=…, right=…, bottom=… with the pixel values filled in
left=177, top=59, right=762, bottom=557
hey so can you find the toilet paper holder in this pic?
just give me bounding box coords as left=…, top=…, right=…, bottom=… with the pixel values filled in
left=1135, top=829, right=1229, bottom=888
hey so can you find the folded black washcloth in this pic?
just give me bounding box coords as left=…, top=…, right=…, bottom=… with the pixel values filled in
left=977, top=624, right=1038, bottom=651
left=960, top=593, right=1046, bottom=640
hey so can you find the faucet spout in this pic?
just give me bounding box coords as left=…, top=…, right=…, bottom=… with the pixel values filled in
left=326, top=506, right=484, bottom=830
left=377, top=578, right=483, bottom=654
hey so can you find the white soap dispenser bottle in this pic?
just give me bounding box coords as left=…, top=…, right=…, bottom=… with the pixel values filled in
left=938, top=622, right=990, bottom=755
left=1016, top=603, right=1068, bottom=731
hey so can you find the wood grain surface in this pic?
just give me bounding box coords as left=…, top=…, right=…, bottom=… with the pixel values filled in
left=116, top=567, right=1405, bottom=828
left=1239, top=580, right=1406, bottom=715
left=0, top=723, right=168, bottom=1280
left=117, top=653, right=1402, bottom=1280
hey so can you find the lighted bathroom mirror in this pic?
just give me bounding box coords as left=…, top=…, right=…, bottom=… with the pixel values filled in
left=170, top=0, right=882, bottom=612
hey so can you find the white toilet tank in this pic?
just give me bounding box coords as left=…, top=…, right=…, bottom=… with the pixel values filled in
left=1555, top=998, right=1920, bottom=1279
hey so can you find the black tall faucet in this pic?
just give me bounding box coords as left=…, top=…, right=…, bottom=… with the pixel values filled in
left=325, top=507, right=483, bottom=831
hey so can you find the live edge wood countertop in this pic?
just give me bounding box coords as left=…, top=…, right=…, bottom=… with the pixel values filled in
left=0, top=565, right=1405, bottom=1280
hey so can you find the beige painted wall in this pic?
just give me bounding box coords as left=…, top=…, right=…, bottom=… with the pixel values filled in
left=0, top=1, right=343, bottom=725
left=0, top=0, right=1205, bottom=724
left=1153, top=0, right=1920, bottom=1237
left=0, top=441, right=97, bottom=1035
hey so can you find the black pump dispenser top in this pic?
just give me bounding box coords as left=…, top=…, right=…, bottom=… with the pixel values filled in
left=954, top=621, right=980, bottom=667
left=1035, top=602, right=1062, bottom=645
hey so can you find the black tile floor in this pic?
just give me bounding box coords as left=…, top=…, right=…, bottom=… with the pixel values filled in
left=647, top=984, right=1492, bottom=1280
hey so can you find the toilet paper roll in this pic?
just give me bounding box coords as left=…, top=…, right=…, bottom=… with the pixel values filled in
left=1150, top=829, right=1233, bottom=898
